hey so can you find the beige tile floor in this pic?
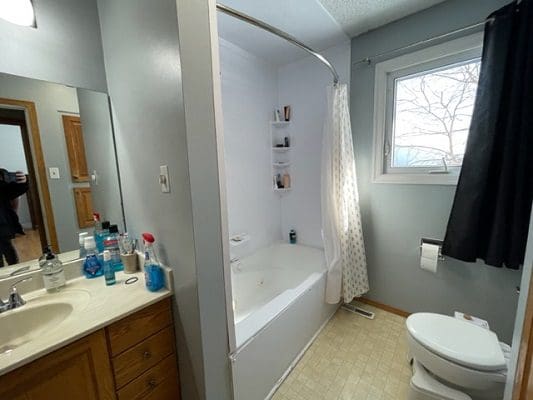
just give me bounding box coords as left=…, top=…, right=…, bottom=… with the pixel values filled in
left=272, top=303, right=412, bottom=400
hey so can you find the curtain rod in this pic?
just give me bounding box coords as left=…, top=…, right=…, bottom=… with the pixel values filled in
left=352, top=20, right=488, bottom=68
left=216, top=3, right=340, bottom=85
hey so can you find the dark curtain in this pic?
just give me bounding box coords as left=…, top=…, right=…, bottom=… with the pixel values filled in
left=442, top=0, right=533, bottom=269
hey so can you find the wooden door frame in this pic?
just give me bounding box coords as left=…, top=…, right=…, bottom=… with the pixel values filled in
left=513, top=274, right=533, bottom=399
left=0, top=116, right=47, bottom=251
left=0, top=98, right=59, bottom=253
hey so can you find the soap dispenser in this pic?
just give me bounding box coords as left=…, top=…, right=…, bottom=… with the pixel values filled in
left=41, top=250, right=66, bottom=292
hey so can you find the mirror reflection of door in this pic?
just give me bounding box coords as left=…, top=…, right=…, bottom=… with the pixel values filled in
left=0, top=109, right=47, bottom=265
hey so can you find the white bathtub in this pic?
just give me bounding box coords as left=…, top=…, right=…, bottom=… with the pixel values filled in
left=230, top=243, right=338, bottom=400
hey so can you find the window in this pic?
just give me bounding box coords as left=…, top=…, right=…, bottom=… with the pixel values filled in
left=373, top=33, right=483, bottom=184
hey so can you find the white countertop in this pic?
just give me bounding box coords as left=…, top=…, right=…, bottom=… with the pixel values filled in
left=0, top=270, right=172, bottom=376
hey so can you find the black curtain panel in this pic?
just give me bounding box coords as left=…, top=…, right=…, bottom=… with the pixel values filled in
left=442, top=0, right=533, bottom=269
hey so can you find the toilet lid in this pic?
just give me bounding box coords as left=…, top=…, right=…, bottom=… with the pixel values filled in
left=407, top=313, right=506, bottom=371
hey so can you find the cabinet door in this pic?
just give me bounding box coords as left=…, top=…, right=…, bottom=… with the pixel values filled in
left=73, top=187, right=94, bottom=228
left=63, top=115, right=89, bottom=182
left=0, top=330, right=116, bottom=400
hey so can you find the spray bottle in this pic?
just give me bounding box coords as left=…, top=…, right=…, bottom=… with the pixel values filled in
left=142, top=232, right=165, bottom=292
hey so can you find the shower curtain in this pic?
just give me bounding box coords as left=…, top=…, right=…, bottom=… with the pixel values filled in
left=442, top=0, right=533, bottom=269
left=321, top=84, right=369, bottom=304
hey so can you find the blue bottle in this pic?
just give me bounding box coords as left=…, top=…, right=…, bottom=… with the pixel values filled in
left=83, top=236, right=104, bottom=278
left=142, top=232, right=164, bottom=292
left=95, top=221, right=110, bottom=253
left=104, top=224, right=123, bottom=271
left=103, top=250, right=116, bottom=286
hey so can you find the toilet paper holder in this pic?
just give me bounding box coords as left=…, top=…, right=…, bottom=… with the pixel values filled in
left=420, top=238, right=445, bottom=261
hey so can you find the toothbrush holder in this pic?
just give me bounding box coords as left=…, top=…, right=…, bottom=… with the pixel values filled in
left=121, top=253, right=139, bottom=274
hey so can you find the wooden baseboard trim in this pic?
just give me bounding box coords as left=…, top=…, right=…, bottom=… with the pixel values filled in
left=356, top=297, right=411, bottom=318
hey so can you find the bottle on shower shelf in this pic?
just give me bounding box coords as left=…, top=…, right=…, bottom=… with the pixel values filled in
left=289, top=229, right=297, bottom=244
left=282, top=173, right=291, bottom=189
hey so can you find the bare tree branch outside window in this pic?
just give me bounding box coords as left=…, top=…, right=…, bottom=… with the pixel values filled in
left=392, top=59, right=480, bottom=168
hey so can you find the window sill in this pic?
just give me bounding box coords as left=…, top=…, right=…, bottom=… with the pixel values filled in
left=373, top=173, right=458, bottom=185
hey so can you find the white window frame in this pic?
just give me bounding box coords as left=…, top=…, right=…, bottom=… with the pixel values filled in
left=372, top=32, right=483, bottom=185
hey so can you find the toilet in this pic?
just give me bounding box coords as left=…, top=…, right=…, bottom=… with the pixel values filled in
left=406, top=313, right=509, bottom=400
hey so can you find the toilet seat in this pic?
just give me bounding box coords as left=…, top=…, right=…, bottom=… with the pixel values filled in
left=406, top=313, right=505, bottom=371
left=406, top=313, right=507, bottom=399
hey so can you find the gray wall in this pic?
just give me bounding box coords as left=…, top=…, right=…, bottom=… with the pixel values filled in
left=97, top=0, right=231, bottom=398
left=0, top=74, right=83, bottom=252
left=350, top=0, right=520, bottom=342
left=0, top=0, right=107, bottom=92
left=77, top=89, right=124, bottom=231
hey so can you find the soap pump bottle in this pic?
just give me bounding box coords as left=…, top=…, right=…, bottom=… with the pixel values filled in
left=38, top=245, right=52, bottom=269
left=142, top=232, right=165, bottom=292
left=41, top=249, right=66, bottom=292
left=83, top=236, right=104, bottom=278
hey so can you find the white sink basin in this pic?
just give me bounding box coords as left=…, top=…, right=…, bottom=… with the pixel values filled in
left=0, top=289, right=90, bottom=355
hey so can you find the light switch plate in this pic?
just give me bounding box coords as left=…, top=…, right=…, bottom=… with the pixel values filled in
left=159, top=165, right=170, bottom=193
left=49, top=167, right=60, bottom=179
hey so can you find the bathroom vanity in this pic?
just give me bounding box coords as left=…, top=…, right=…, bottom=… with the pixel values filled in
left=0, top=269, right=179, bottom=400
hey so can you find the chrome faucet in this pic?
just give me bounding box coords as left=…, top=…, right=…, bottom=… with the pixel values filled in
left=0, top=277, right=32, bottom=314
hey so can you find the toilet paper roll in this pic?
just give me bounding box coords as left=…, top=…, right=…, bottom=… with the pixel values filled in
left=420, top=243, right=440, bottom=273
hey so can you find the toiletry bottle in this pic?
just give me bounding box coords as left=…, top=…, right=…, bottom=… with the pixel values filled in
left=289, top=229, right=297, bottom=244
left=41, top=251, right=66, bottom=292
left=284, top=136, right=290, bottom=147
left=104, top=224, right=123, bottom=271
left=142, top=232, right=165, bottom=292
left=102, top=250, right=116, bottom=286
left=283, top=173, right=291, bottom=189
left=92, top=212, right=101, bottom=240
left=38, top=245, right=52, bottom=269
left=78, top=232, right=88, bottom=259
left=83, top=236, right=104, bottom=278
left=96, top=221, right=110, bottom=253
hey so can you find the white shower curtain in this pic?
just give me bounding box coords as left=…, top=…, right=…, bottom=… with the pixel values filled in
left=321, top=84, right=369, bottom=304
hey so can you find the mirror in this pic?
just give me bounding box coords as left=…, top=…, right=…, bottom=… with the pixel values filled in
left=0, top=72, right=124, bottom=268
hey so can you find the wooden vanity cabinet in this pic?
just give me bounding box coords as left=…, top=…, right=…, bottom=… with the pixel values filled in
left=0, top=298, right=179, bottom=400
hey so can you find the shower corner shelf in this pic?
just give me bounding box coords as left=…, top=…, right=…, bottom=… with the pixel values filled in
left=270, top=121, right=290, bottom=127
left=270, top=116, right=293, bottom=194
left=229, top=233, right=250, bottom=247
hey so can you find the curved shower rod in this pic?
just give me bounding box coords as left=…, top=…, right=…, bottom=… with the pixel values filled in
left=216, top=3, right=340, bottom=85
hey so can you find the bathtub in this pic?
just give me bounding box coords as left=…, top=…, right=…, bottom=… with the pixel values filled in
left=230, top=243, right=338, bottom=400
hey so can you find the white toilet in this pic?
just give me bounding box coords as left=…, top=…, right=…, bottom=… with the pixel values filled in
left=406, top=313, right=509, bottom=400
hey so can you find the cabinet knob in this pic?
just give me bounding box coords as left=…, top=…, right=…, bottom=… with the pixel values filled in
left=143, top=351, right=152, bottom=359
left=148, top=378, right=157, bottom=389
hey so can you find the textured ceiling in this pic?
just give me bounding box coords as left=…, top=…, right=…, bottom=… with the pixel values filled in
left=318, top=0, right=447, bottom=37
left=217, top=0, right=447, bottom=66
left=217, top=0, right=349, bottom=66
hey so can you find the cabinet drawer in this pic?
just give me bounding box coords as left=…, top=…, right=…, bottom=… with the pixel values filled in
left=107, top=298, right=172, bottom=356
left=117, top=354, right=180, bottom=400
left=113, top=326, right=174, bottom=389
